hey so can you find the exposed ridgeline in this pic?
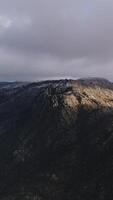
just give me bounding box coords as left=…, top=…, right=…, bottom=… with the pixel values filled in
left=1, top=78, right=113, bottom=199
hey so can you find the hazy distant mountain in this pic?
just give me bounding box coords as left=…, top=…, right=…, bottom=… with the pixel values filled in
left=1, top=78, right=113, bottom=199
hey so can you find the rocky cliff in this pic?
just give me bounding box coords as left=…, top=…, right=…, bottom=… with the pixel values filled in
left=1, top=78, right=113, bottom=199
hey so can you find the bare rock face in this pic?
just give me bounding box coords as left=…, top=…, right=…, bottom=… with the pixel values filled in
left=1, top=78, right=113, bottom=199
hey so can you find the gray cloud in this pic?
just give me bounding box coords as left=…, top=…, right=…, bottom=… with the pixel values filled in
left=0, top=0, right=113, bottom=81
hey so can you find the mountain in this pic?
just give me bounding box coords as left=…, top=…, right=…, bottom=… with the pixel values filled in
left=1, top=78, right=113, bottom=199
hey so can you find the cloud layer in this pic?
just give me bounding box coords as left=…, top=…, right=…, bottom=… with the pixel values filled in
left=0, top=0, right=113, bottom=81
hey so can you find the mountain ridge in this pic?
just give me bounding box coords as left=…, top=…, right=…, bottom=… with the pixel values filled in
left=0, top=78, right=113, bottom=199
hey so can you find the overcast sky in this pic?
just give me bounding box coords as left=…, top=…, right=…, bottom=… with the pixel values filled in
left=0, top=0, right=113, bottom=81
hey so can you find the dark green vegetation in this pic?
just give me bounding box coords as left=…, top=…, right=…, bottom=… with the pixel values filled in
left=1, top=79, right=113, bottom=199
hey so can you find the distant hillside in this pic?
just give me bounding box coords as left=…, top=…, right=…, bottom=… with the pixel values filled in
left=1, top=78, right=113, bottom=199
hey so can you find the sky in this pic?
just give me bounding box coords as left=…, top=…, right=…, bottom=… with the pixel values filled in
left=0, top=0, right=113, bottom=81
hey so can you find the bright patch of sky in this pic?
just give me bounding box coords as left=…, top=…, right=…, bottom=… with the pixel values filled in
left=0, top=15, right=12, bottom=29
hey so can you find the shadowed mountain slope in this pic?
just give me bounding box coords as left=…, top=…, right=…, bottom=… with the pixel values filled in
left=1, top=78, right=113, bottom=199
